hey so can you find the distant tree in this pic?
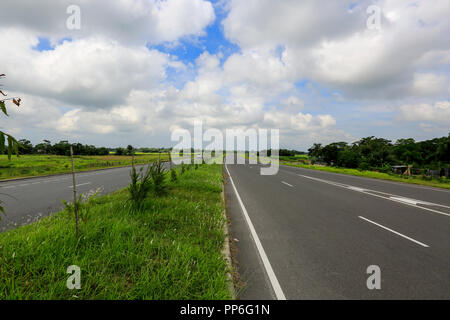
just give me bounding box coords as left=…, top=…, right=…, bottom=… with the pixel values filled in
left=355, top=137, right=393, bottom=168
left=394, top=138, right=422, bottom=165
left=308, top=143, right=323, bottom=161
left=337, top=147, right=360, bottom=168
left=115, top=147, right=125, bottom=156
left=53, top=140, right=71, bottom=156
left=279, top=149, right=297, bottom=157
left=126, top=145, right=134, bottom=155
left=34, top=140, right=51, bottom=154
left=306, top=134, right=450, bottom=172
left=18, top=139, right=33, bottom=154
left=437, top=134, right=450, bottom=164
left=321, top=142, right=348, bottom=165
left=97, top=147, right=109, bottom=155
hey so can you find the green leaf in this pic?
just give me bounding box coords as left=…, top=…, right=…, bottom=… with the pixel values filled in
left=0, top=100, right=7, bottom=116
left=8, top=135, right=13, bottom=160
left=0, top=132, right=4, bottom=154
left=0, top=202, right=4, bottom=221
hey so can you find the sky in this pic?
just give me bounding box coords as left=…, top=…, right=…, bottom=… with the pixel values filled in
left=0, top=0, right=449, bottom=151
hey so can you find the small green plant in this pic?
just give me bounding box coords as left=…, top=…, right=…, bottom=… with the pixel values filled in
left=128, top=164, right=153, bottom=210
left=62, top=188, right=100, bottom=227
left=150, top=159, right=167, bottom=196
left=195, top=163, right=199, bottom=170
left=170, top=168, right=178, bottom=182
left=181, top=163, right=186, bottom=175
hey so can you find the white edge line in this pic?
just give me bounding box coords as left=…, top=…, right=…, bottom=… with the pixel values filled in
left=358, top=216, right=429, bottom=248
left=225, top=164, right=287, bottom=300
left=281, top=181, right=293, bottom=187
left=297, top=174, right=450, bottom=217
left=281, top=165, right=450, bottom=194
left=69, top=182, right=92, bottom=188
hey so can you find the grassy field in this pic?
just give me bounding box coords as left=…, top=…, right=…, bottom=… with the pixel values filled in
left=279, top=154, right=309, bottom=163
left=0, top=164, right=231, bottom=299
left=282, top=162, right=450, bottom=189
left=0, top=153, right=169, bottom=180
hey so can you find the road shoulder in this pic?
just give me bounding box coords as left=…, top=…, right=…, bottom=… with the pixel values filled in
left=223, top=165, right=276, bottom=300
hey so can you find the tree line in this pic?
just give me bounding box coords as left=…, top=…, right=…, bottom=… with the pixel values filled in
left=308, top=135, right=450, bottom=171
left=15, top=140, right=110, bottom=156
left=10, top=140, right=173, bottom=157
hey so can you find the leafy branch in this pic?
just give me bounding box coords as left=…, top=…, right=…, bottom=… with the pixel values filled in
left=0, top=73, right=22, bottom=219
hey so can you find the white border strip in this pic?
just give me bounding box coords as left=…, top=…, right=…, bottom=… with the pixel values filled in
left=281, top=181, right=293, bottom=187
left=296, top=174, right=450, bottom=217
left=359, top=216, right=429, bottom=248
left=69, top=182, right=92, bottom=188
left=225, top=164, right=286, bottom=300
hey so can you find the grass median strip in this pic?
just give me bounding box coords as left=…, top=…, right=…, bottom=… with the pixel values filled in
left=0, top=164, right=231, bottom=299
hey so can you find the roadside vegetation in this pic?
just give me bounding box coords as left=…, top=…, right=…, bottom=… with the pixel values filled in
left=281, top=162, right=450, bottom=189
left=0, top=73, right=22, bottom=215
left=279, top=135, right=450, bottom=189
left=0, top=163, right=231, bottom=299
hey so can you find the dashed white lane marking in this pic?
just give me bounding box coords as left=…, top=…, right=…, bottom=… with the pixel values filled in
left=359, top=216, right=430, bottom=248
left=226, top=164, right=287, bottom=300
left=295, top=174, right=450, bottom=217
left=69, top=182, right=92, bottom=188
left=281, top=181, right=293, bottom=187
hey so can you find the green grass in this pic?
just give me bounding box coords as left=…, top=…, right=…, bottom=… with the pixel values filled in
left=282, top=162, right=450, bottom=189
left=279, top=154, right=309, bottom=163
left=0, top=154, right=169, bottom=181
left=0, top=164, right=231, bottom=299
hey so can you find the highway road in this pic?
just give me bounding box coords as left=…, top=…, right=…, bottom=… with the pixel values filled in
left=225, top=162, right=450, bottom=299
left=2, top=160, right=448, bottom=299
left=0, top=165, right=158, bottom=232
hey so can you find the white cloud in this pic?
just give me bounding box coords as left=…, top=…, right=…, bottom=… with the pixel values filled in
left=223, top=0, right=450, bottom=100
left=399, top=101, right=450, bottom=125
left=0, top=30, right=170, bottom=107
left=411, top=73, right=448, bottom=96
left=222, top=0, right=366, bottom=50
left=0, top=0, right=215, bottom=45
left=2, top=0, right=448, bottom=150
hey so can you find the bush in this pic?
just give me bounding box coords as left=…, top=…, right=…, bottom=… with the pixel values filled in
left=358, top=162, right=370, bottom=171
left=170, top=168, right=178, bottom=182
left=150, top=160, right=167, bottom=196
left=128, top=165, right=153, bottom=210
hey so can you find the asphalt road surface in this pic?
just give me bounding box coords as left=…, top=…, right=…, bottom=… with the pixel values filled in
left=0, top=164, right=165, bottom=232
left=2, top=160, right=448, bottom=299
left=225, top=162, right=450, bottom=300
